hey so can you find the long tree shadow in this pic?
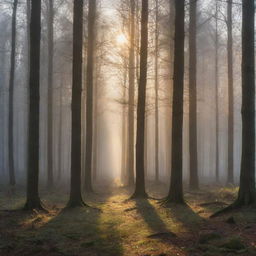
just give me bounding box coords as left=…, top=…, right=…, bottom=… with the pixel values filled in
left=1, top=190, right=124, bottom=256
left=135, top=199, right=170, bottom=235
left=165, top=203, right=205, bottom=232
left=134, top=199, right=205, bottom=254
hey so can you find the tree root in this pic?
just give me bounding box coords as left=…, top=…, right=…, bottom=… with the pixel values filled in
left=210, top=202, right=239, bottom=218
left=158, top=197, right=186, bottom=207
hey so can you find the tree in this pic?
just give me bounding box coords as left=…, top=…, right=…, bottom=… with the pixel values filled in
left=227, top=0, right=234, bottom=185
left=211, top=0, right=255, bottom=217
left=127, top=0, right=136, bottom=186
left=47, top=0, right=54, bottom=189
left=154, top=0, right=160, bottom=183
left=132, top=0, right=149, bottom=198
left=237, top=0, right=255, bottom=205
left=214, top=0, right=220, bottom=182
left=67, top=0, right=86, bottom=207
left=188, top=0, right=199, bottom=190
left=24, top=0, right=44, bottom=210
left=84, top=0, right=97, bottom=193
left=8, top=0, right=18, bottom=187
left=164, top=0, right=185, bottom=204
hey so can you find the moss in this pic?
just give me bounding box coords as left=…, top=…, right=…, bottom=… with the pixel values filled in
left=220, top=236, right=246, bottom=251
left=199, top=232, right=222, bottom=244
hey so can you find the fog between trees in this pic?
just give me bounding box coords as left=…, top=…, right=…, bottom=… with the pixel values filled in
left=0, top=0, right=254, bottom=210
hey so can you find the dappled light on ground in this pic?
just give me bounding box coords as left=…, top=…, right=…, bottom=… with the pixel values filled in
left=1, top=185, right=256, bottom=255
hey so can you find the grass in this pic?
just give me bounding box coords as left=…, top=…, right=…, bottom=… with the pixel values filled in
left=0, top=184, right=256, bottom=256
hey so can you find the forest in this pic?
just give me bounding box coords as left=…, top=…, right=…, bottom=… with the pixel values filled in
left=0, top=0, right=256, bottom=255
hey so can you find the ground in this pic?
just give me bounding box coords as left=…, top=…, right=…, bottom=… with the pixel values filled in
left=0, top=184, right=256, bottom=256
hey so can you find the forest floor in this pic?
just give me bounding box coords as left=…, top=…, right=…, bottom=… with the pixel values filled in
left=0, top=183, right=256, bottom=256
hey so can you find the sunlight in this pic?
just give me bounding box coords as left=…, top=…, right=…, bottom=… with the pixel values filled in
left=116, top=33, right=128, bottom=45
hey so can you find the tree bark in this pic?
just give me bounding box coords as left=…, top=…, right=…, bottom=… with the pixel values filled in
left=154, top=0, right=159, bottom=183
left=84, top=0, right=96, bottom=193
left=8, top=0, right=18, bottom=187
left=166, top=0, right=185, bottom=204
left=127, top=0, right=136, bottom=187
left=227, top=0, right=234, bottom=185
left=68, top=0, right=86, bottom=207
left=189, top=0, right=199, bottom=190
left=237, top=0, right=255, bottom=205
left=132, top=0, right=149, bottom=198
left=24, top=0, right=44, bottom=210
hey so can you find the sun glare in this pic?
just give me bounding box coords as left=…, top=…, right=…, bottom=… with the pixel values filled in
left=116, top=34, right=128, bottom=45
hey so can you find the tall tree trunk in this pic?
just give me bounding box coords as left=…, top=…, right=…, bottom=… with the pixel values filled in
left=154, top=0, right=159, bottom=183
left=84, top=0, right=96, bottom=193
left=8, top=0, right=18, bottom=187
left=58, top=80, right=63, bottom=181
left=211, top=0, right=256, bottom=218
left=127, top=0, right=136, bottom=187
left=92, top=51, right=100, bottom=182
left=166, top=0, right=185, bottom=204
left=67, top=0, right=86, bottom=207
left=24, top=0, right=44, bottom=210
left=121, top=60, right=128, bottom=185
left=215, top=1, right=219, bottom=182
left=236, top=0, right=255, bottom=205
left=227, top=0, right=234, bottom=185
left=47, top=0, right=54, bottom=189
left=188, top=0, right=199, bottom=190
left=132, top=0, right=149, bottom=198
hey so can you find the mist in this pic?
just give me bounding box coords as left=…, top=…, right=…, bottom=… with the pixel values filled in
left=0, top=0, right=255, bottom=255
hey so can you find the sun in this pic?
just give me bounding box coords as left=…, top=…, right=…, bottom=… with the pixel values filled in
left=116, top=34, right=128, bottom=45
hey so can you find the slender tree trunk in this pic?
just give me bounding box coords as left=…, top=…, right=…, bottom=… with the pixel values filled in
left=25, top=0, right=30, bottom=176
left=166, top=0, right=185, bottom=204
left=144, top=115, right=148, bottom=180
left=67, top=0, right=86, bottom=207
left=24, top=0, right=44, bottom=210
left=227, top=0, right=234, bottom=185
left=121, top=61, right=128, bottom=185
left=58, top=81, right=63, bottom=181
left=215, top=2, right=219, bottom=182
left=8, top=0, right=18, bottom=187
left=128, top=0, right=136, bottom=187
left=132, top=0, right=149, bottom=198
left=189, top=0, right=199, bottom=190
left=154, top=0, right=159, bottom=183
left=236, top=0, right=255, bottom=205
left=92, top=52, right=100, bottom=182
left=47, top=0, right=54, bottom=189
left=84, top=0, right=96, bottom=193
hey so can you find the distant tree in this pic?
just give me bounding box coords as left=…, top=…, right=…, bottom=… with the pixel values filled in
left=57, top=79, right=63, bottom=181
left=127, top=0, right=136, bottom=187
left=214, top=0, right=220, bottom=182
left=24, top=0, right=44, bottom=210
left=132, top=0, right=149, bottom=198
left=211, top=0, right=255, bottom=217
left=67, top=0, right=86, bottom=207
left=227, top=0, right=234, bottom=185
left=47, top=0, right=54, bottom=189
left=8, top=0, right=18, bottom=187
left=164, top=0, right=185, bottom=204
left=84, top=0, right=96, bottom=193
left=188, top=0, right=199, bottom=190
